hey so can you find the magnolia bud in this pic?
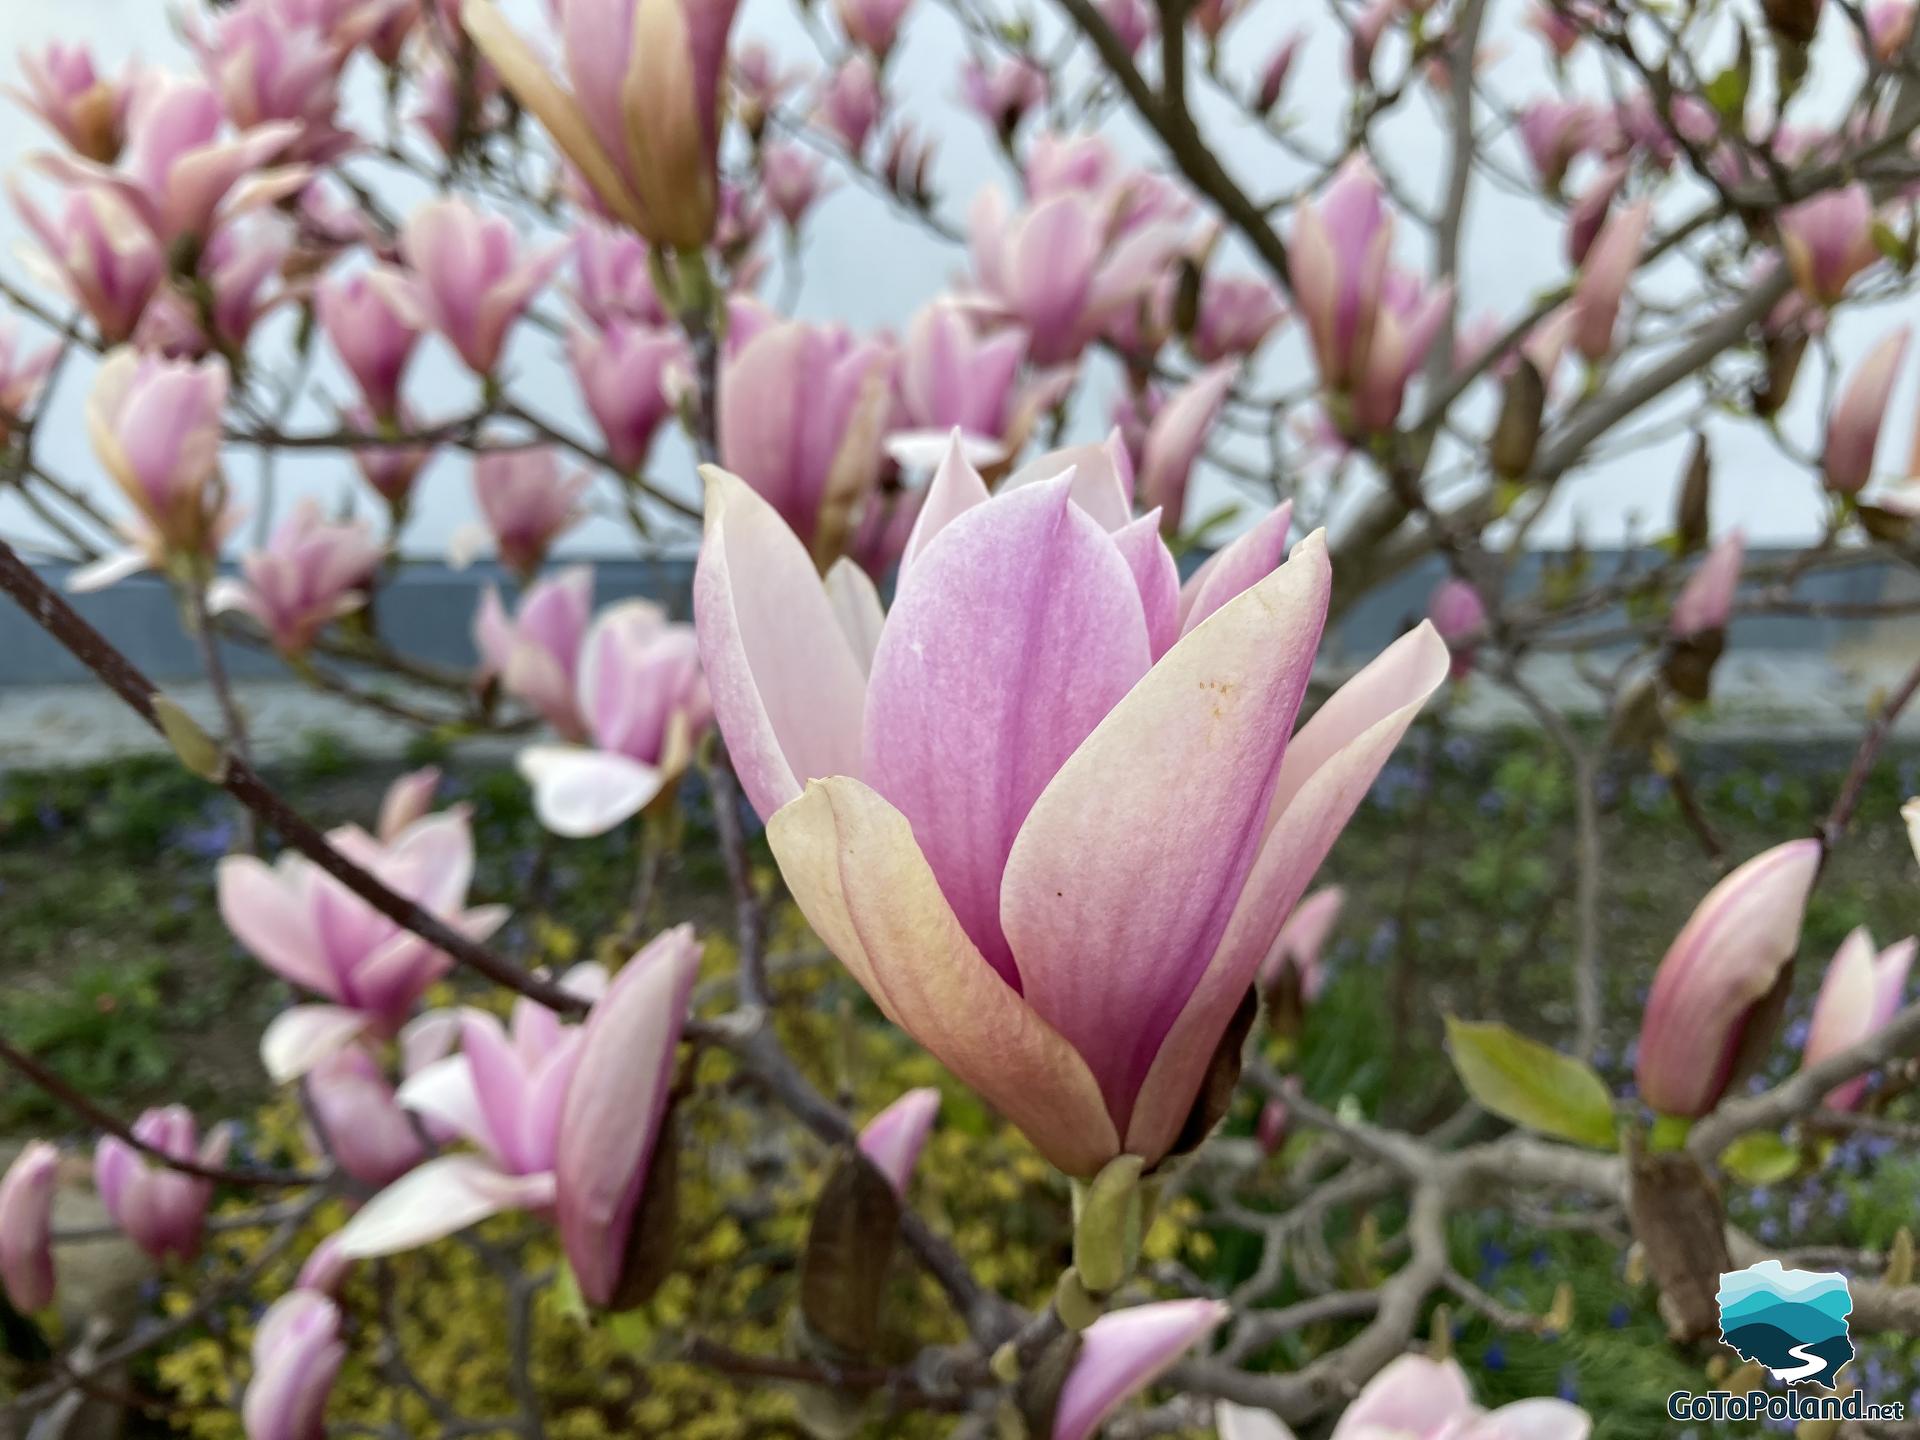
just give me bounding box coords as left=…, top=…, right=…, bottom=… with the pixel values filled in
left=1674, top=435, right=1711, bottom=554
left=1491, top=358, right=1545, bottom=480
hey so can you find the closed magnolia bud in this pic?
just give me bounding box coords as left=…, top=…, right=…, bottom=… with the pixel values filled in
left=0, top=1142, right=59, bottom=1314
left=1048, top=1300, right=1227, bottom=1440
left=1491, top=358, right=1546, bottom=480
left=1674, top=434, right=1711, bottom=553
left=1255, top=1098, right=1289, bottom=1156
left=1825, top=328, right=1909, bottom=495
left=1427, top=578, right=1490, bottom=680
left=1635, top=839, right=1822, bottom=1118
left=1754, top=329, right=1809, bottom=417
left=1802, top=928, right=1916, bottom=1110
left=855, top=1088, right=940, bottom=1201
left=242, top=1290, right=345, bottom=1440
left=95, top=1106, right=228, bottom=1264
left=1670, top=530, right=1743, bottom=640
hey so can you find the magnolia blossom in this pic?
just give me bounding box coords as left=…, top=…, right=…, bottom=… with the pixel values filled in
left=1254, top=33, right=1305, bottom=111
left=52, top=73, right=306, bottom=244
left=1779, top=185, right=1878, bottom=305
left=11, top=182, right=163, bottom=344
left=557, top=927, right=701, bottom=1306
left=820, top=55, right=883, bottom=153
left=1802, top=928, right=1916, bottom=1110
left=1217, top=1353, right=1591, bottom=1439
left=1138, top=363, right=1236, bottom=529
left=695, top=444, right=1448, bottom=1175
left=348, top=403, right=433, bottom=510
left=1290, top=159, right=1451, bottom=432
left=968, top=186, right=1185, bottom=367
left=0, top=1142, right=59, bottom=1313
left=475, top=566, right=595, bottom=737
left=222, top=807, right=508, bottom=1079
left=1053, top=1301, right=1227, bottom=1440
left=335, top=971, right=608, bottom=1257
left=1825, top=327, right=1909, bottom=495
left=1572, top=198, right=1650, bottom=362
left=1866, top=0, right=1916, bottom=59
left=837, top=0, right=914, bottom=56
left=1191, top=273, right=1287, bottom=363
left=86, top=348, right=229, bottom=558
left=718, top=319, right=894, bottom=562
left=571, top=221, right=667, bottom=328
left=568, top=321, right=685, bottom=473
left=889, top=300, right=1033, bottom=467
left=471, top=449, right=591, bottom=579
left=1427, top=578, right=1489, bottom=677
left=95, top=1106, right=228, bottom=1263
left=316, top=267, right=420, bottom=418
left=1636, top=839, right=1822, bottom=1118
left=196, top=1, right=349, bottom=161
left=762, top=142, right=833, bottom=229
left=1257, top=884, right=1344, bottom=1003
left=1102, top=0, right=1156, bottom=54
left=1670, top=530, right=1744, bottom=638
left=212, top=501, right=383, bottom=654
left=8, top=43, right=129, bottom=161
left=0, top=321, right=57, bottom=438
left=857, top=1087, right=940, bottom=1198
left=305, top=1046, right=426, bottom=1187
left=463, top=0, right=742, bottom=248
left=392, top=199, right=566, bottom=376
left=378, top=767, right=442, bottom=843
left=241, top=1290, right=345, bottom=1440
left=1518, top=99, right=1608, bottom=190
left=959, top=54, right=1047, bottom=136
left=517, top=600, right=712, bottom=837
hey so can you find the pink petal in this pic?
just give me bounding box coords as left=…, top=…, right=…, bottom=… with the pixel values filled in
left=517, top=745, right=665, bottom=838
left=259, top=1005, right=369, bottom=1084
left=1178, top=500, right=1295, bottom=634
left=1052, top=1299, right=1227, bottom=1440
left=333, top=1156, right=556, bottom=1258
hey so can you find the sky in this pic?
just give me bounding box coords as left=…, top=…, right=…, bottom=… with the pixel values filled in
left=0, top=0, right=1906, bottom=563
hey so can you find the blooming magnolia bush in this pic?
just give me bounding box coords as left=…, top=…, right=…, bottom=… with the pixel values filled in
left=1, top=0, right=1920, bottom=1435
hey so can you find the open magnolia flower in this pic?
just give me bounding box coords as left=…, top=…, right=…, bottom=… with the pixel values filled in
left=695, top=435, right=1448, bottom=1176
left=1216, top=1353, right=1592, bottom=1439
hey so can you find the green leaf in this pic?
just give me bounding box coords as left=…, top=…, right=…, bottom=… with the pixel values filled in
left=1703, top=63, right=1748, bottom=121
left=1444, top=1018, right=1618, bottom=1150
left=1719, top=1131, right=1801, bottom=1184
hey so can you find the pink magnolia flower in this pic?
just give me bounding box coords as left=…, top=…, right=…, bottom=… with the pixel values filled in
left=1566, top=161, right=1626, bottom=267
left=1255, top=1098, right=1289, bottom=1154
left=242, top=1290, right=344, bottom=1440
left=1803, top=928, right=1916, bottom=1110
left=7, top=43, right=131, bottom=162
left=762, top=142, right=834, bottom=229
left=1348, top=0, right=1396, bottom=82
left=819, top=55, right=883, bottom=153
left=392, top=199, right=567, bottom=376
left=517, top=601, right=712, bottom=837
left=462, top=0, right=742, bottom=248
left=571, top=220, right=668, bottom=329
left=197, top=1, right=350, bottom=161
left=1257, top=884, right=1344, bottom=1002
left=1636, top=839, right=1823, bottom=1118
left=10, top=182, right=163, bottom=344
left=335, top=972, right=609, bottom=1257
left=1255, top=33, right=1306, bottom=111
left=836, top=0, right=914, bottom=56
left=62, top=73, right=307, bottom=244
left=694, top=451, right=1448, bottom=1176
left=1053, top=1300, right=1227, bottom=1440
left=1428, top=576, right=1489, bottom=677
left=295, top=1236, right=351, bottom=1296
left=889, top=300, right=1030, bottom=466
left=474, top=566, right=596, bottom=737
left=968, top=187, right=1186, bottom=366
left=1102, top=0, right=1157, bottom=54
left=1138, top=363, right=1235, bottom=530
left=1866, top=0, right=1916, bottom=60
left=1671, top=530, right=1744, bottom=638
left=1825, top=327, right=1910, bottom=494
left=0, top=321, right=57, bottom=438
left=0, top=1142, right=59, bottom=1313
left=212, top=501, right=382, bottom=655
left=472, top=448, right=591, bottom=579
left=557, top=926, right=700, bottom=1307
left=348, top=403, right=433, bottom=510
left=188, top=216, right=292, bottom=353
left=1571, top=197, right=1650, bottom=362
left=221, top=808, right=509, bottom=1074
left=1527, top=2, right=1589, bottom=59
left=95, top=1106, right=228, bottom=1263
left=1517, top=99, right=1608, bottom=191
left=377, top=767, right=442, bottom=843
left=1779, top=185, right=1879, bottom=305
left=717, top=319, right=894, bottom=561
left=1217, top=1354, right=1590, bottom=1440
left=305, top=1045, right=427, bottom=1187
left=86, top=348, right=229, bottom=558
left=568, top=321, right=685, bottom=473
left=316, top=267, right=421, bottom=419
left=959, top=55, right=1047, bottom=137
left=857, top=1088, right=940, bottom=1199
left=1192, top=273, right=1287, bottom=363
left=1290, top=159, right=1452, bottom=432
